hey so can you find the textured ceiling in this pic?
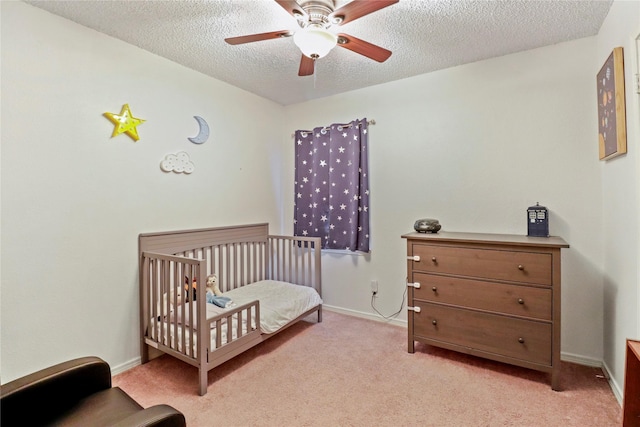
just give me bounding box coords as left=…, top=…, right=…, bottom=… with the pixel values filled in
left=26, top=0, right=613, bottom=106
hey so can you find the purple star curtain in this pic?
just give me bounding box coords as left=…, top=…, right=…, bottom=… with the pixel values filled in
left=294, top=118, right=370, bottom=252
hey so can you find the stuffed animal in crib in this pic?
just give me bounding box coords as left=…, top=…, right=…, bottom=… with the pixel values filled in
left=205, top=274, right=235, bottom=308
left=205, top=274, right=223, bottom=296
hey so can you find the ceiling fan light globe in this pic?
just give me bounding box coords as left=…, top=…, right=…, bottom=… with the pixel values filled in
left=293, top=26, right=337, bottom=59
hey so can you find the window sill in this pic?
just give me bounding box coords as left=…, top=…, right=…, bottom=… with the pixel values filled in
left=321, top=249, right=369, bottom=257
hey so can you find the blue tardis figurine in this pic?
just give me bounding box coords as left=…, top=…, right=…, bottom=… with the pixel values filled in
left=527, top=203, right=549, bottom=237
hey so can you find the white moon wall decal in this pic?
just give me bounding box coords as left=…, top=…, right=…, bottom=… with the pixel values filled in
left=188, top=116, right=210, bottom=144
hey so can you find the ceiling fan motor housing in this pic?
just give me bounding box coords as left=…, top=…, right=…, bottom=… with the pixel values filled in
left=297, top=0, right=336, bottom=28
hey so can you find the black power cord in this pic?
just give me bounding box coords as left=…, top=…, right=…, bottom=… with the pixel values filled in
left=371, top=283, right=407, bottom=320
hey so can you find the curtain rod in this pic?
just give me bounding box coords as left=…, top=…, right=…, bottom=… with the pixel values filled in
left=291, top=119, right=376, bottom=138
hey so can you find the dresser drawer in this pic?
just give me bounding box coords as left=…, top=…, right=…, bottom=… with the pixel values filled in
left=413, top=302, right=552, bottom=365
left=412, top=273, right=552, bottom=321
left=410, top=244, right=552, bottom=285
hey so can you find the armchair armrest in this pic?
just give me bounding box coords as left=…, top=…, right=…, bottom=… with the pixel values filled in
left=1, top=356, right=111, bottom=425
left=111, top=404, right=186, bottom=427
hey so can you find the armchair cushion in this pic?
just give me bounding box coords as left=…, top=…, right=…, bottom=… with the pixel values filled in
left=56, top=387, right=143, bottom=426
left=1, top=356, right=185, bottom=427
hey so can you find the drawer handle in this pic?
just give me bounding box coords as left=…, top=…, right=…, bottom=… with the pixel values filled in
left=432, top=286, right=437, bottom=292
left=518, top=264, right=525, bottom=271
left=432, top=319, right=438, bottom=326
left=518, top=337, right=525, bottom=344
left=431, top=257, right=437, bottom=263
left=517, top=298, right=525, bottom=305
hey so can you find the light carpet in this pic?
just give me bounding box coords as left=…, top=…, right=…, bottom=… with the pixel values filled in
left=113, top=310, right=620, bottom=426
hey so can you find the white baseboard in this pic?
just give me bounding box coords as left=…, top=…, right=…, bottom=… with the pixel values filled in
left=560, top=351, right=603, bottom=367
left=111, top=356, right=141, bottom=376
left=323, top=304, right=407, bottom=327
left=602, top=360, right=624, bottom=406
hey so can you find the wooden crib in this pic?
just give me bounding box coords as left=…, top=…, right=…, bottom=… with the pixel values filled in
left=139, top=223, right=322, bottom=395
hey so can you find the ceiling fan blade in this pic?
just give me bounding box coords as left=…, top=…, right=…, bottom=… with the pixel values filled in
left=330, top=0, right=399, bottom=26
left=274, top=0, right=308, bottom=20
left=298, top=55, right=315, bottom=76
left=225, top=30, right=292, bottom=45
left=336, top=33, right=392, bottom=62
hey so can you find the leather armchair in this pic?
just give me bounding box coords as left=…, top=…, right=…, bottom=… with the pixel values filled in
left=1, top=356, right=185, bottom=426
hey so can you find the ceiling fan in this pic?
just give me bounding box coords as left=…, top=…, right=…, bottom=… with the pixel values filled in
left=225, top=0, right=399, bottom=76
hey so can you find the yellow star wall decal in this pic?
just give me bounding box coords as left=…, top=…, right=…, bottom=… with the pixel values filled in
left=103, top=104, right=145, bottom=141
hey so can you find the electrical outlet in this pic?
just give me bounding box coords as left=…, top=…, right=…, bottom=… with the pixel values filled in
left=370, top=280, right=378, bottom=295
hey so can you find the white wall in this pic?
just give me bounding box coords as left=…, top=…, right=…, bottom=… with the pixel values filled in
left=283, top=37, right=606, bottom=364
left=596, top=0, right=640, bottom=398
left=1, top=2, right=286, bottom=381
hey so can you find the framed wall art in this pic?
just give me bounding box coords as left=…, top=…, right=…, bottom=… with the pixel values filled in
left=597, top=47, right=627, bottom=160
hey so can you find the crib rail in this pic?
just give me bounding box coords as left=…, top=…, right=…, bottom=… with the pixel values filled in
left=140, top=251, right=206, bottom=363
left=140, top=251, right=262, bottom=364
left=139, top=224, right=322, bottom=295
left=179, top=240, right=268, bottom=293
left=155, top=236, right=321, bottom=295
left=205, top=300, right=260, bottom=350
left=267, top=235, right=322, bottom=294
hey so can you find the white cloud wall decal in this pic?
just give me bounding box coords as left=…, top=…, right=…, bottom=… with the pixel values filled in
left=160, top=151, right=195, bottom=174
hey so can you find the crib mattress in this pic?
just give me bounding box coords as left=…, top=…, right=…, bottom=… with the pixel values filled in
left=225, top=279, right=322, bottom=333
left=151, top=280, right=322, bottom=352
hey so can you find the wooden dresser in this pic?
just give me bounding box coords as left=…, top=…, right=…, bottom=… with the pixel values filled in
left=623, top=339, right=640, bottom=426
left=402, top=231, right=569, bottom=390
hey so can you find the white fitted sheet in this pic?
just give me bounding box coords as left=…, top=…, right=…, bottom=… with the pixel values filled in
left=151, top=280, right=322, bottom=352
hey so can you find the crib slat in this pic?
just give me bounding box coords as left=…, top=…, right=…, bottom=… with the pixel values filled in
left=252, top=242, right=256, bottom=283
left=140, top=256, right=150, bottom=363
left=172, top=261, right=179, bottom=350
left=259, top=241, right=264, bottom=282
left=307, top=240, right=312, bottom=287
left=156, top=260, right=165, bottom=344
left=161, top=259, right=169, bottom=345
left=226, top=244, right=232, bottom=291
left=215, top=321, right=222, bottom=349
left=224, top=244, right=230, bottom=290
left=211, top=246, right=217, bottom=290
left=186, top=266, right=193, bottom=357
left=197, top=262, right=207, bottom=363
left=271, top=239, right=277, bottom=281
